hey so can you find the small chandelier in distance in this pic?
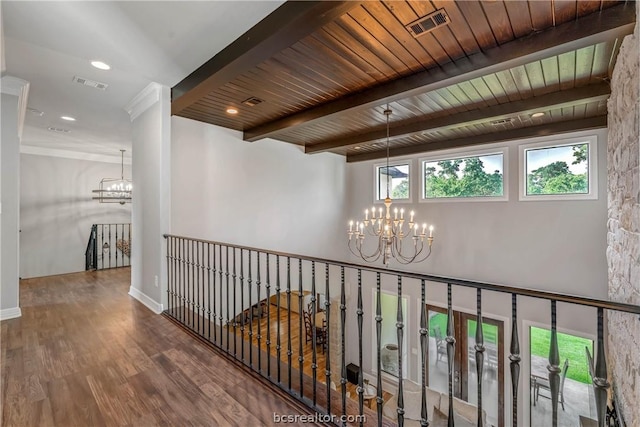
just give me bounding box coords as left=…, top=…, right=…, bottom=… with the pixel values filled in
left=92, top=149, right=132, bottom=205
left=348, top=107, right=434, bottom=266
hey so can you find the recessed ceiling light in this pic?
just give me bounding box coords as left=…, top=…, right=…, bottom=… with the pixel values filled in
left=354, top=146, right=362, bottom=150
left=27, top=107, right=44, bottom=117
left=531, top=112, right=545, bottom=118
left=226, top=107, right=239, bottom=115
left=47, top=126, right=71, bottom=133
left=60, top=116, right=76, bottom=121
left=91, top=60, right=111, bottom=70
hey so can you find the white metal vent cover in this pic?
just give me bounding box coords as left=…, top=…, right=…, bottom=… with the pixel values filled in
left=72, top=75, right=108, bottom=91
left=406, top=9, right=450, bottom=38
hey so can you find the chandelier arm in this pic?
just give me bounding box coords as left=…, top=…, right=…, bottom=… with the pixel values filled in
left=349, top=238, right=383, bottom=263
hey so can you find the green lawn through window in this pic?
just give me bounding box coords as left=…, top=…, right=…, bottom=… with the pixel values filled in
left=427, top=313, right=593, bottom=384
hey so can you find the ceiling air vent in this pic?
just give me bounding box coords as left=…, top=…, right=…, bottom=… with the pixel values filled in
left=72, top=75, right=108, bottom=91
left=490, top=118, right=515, bottom=126
left=406, top=8, right=450, bottom=38
left=242, top=97, right=264, bottom=107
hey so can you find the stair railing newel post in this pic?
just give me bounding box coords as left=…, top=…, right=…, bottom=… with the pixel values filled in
left=340, top=266, right=347, bottom=425
left=475, top=289, right=485, bottom=427
left=357, top=269, right=364, bottom=425
left=325, top=263, right=332, bottom=415
left=446, top=284, right=455, bottom=427
left=375, top=272, right=383, bottom=427
left=396, top=275, right=405, bottom=427
left=509, top=294, right=521, bottom=427
left=548, top=300, right=561, bottom=427
left=419, top=279, right=429, bottom=427
left=593, top=308, right=610, bottom=427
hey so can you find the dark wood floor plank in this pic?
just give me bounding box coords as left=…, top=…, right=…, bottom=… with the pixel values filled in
left=2, top=268, right=313, bottom=427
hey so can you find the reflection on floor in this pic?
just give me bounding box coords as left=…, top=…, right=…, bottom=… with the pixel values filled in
left=530, top=354, right=596, bottom=427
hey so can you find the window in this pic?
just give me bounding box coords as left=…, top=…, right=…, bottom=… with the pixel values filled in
left=375, top=161, right=410, bottom=202
left=520, top=136, right=597, bottom=201
left=420, top=149, right=507, bottom=201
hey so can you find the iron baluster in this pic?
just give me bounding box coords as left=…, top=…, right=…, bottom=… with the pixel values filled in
left=240, top=249, right=245, bottom=362
left=340, top=266, right=347, bottom=425
left=311, top=261, right=317, bottom=406
left=207, top=243, right=212, bottom=341
left=420, top=279, right=429, bottom=427
left=108, top=224, right=112, bottom=268
left=509, top=294, right=520, bottom=427
left=475, top=289, right=485, bottom=427
left=276, top=255, right=282, bottom=383
left=257, top=252, right=262, bottom=370
left=375, top=272, right=383, bottom=427
left=446, top=284, right=455, bottom=427
left=212, top=244, right=217, bottom=342
left=397, top=275, right=405, bottom=427
left=226, top=246, right=230, bottom=354
left=548, top=300, right=561, bottom=427
left=218, top=245, right=224, bottom=348
left=233, top=248, right=238, bottom=359
left=266, top=254, right=271, bottom=378
left=594, top=308, right=610, bottom=427
left=357, top=269, right=364, bottom=425
left=248, top=250, right=253, bottom=367
left=324, top=263, right=331, bottom=415
left=298, top=259, right=304, bottom=398
left=115, top=223, right=118, bottom=268
left=287, top=257, right=292, bottom=390
left=196, top=241, right=201, bottom=334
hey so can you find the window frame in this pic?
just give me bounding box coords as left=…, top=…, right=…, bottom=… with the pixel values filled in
left=419, top=146, right=509, bottom=203
left=373, top=159, right=413, bottom=204
left=518, top=135, right=598, bottom=201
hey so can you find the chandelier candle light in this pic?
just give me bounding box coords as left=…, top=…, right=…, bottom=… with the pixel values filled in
left=92, top=149, right=132, bottom=205
left=348, top=107, right=434, bottom=266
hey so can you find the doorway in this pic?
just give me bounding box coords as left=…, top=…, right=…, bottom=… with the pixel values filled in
left=427, top=305, right=505, bottom=427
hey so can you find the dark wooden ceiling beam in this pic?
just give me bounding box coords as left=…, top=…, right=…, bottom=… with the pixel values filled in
left=346, top=116, right=608, bottom=163
left=244, top=3, right=633, bottom=142
left=305, top=83, right=611, bottom=154
left=171, top=1, right=362, bottom=116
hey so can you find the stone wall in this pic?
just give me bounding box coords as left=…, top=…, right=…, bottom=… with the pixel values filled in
left=606, top=2, right=640, bottom=425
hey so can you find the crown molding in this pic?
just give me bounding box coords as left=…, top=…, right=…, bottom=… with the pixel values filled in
left=125, top=82, right=163, bottom=122
left=1, top=76, right=30, bottom=140
left=20, top=145, right=132, bottom=165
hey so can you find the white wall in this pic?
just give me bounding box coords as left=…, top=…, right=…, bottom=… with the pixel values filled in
left=128, top=83, right=171, bottom=313
left=19, top=153, right=131, bottom=278
left=346, top=129, right=608, bottom=299
left=1, top=92, right=20, bottom=316
left=171, top=116, right=348, bottom=260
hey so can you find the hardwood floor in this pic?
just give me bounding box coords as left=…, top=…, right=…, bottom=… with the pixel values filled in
left=1, top=269, right=319, bottom=427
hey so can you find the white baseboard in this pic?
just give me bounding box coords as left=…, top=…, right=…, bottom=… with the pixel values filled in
left=128, top=286, right=164, bottom=314
left=0, top=307, right=22, bottom=321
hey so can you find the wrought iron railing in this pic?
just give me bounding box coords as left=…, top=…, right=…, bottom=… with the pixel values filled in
left=163, top=234, right=640, bottom=427
left=85, top=223, right=132, bottom=270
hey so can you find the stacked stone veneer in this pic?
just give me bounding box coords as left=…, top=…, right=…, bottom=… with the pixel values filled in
left=606, top=2, right=640, bottom=426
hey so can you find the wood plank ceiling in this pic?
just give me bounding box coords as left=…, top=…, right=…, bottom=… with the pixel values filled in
left=172, top=0, right=635, bottom=162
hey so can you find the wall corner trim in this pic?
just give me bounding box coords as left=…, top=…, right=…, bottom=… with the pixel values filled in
left=128, top=286, right=164, bottom=314
left=125, top=82, right=163, bottom=122
left=1, top=75, right=30, bottom=139
left=0, top=307, right=22, bottom=321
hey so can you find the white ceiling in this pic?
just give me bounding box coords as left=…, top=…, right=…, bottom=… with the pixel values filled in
left=1, top=1, right=285, bottom=157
